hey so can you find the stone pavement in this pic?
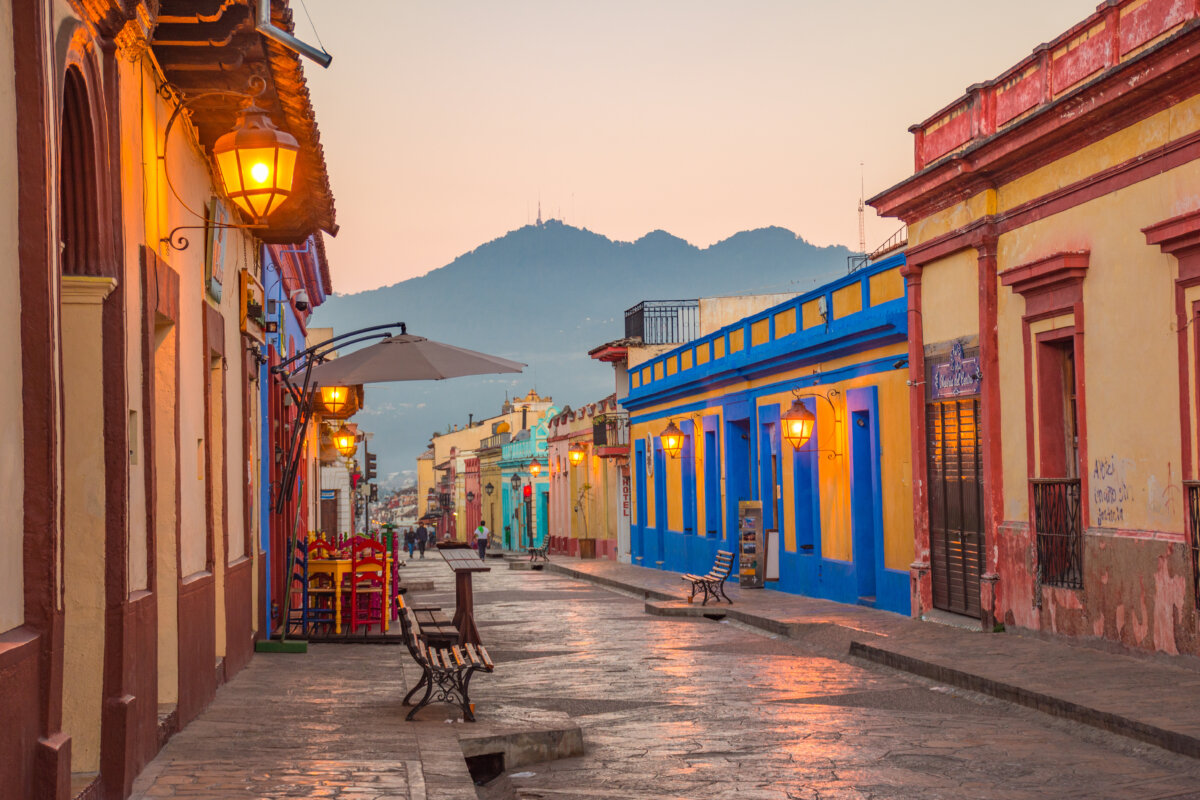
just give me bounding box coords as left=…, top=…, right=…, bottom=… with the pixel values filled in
left=129, top=551, right=1200, bottom=800
left=545, top=555, right=1200, bottom=760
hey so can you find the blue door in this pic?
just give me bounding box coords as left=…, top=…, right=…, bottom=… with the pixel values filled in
left=634, top=439, right=647, bottom=563
left=850, top=408, right=880, bottom=603
left=724, top=418, right=751, bottom=573
left=653, top=440, right=667, bottom=566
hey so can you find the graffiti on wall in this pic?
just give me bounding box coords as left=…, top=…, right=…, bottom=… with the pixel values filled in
left=1092, top=455, right=1131, bottom=527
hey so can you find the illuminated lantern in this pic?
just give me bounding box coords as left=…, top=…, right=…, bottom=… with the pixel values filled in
left=212, top=101, right=300, bottom=222
left=660, top=420, right=684, bottom=459
left=528, top=459, right=542, bottom=477
left=331, top=424, right=357, bottom=457
left=320, top=385, right=350, bottom=415
left=568, top=443, right=586, bottom=466
left=782, top=399, right=816, bottom=450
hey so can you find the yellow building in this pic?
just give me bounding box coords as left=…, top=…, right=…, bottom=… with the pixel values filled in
left=622, top=254, right=913, bottom=612
left=871, top=0, right=1200, bottom=654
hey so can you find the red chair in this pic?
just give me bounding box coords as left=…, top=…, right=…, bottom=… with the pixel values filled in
left=346, top=537, right=387, bottom=634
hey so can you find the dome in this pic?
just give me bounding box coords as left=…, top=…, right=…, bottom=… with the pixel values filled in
left=495, top=421, right=511, bottom=433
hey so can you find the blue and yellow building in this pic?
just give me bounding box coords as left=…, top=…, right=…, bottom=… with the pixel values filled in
left=621, top=252, right=913, bottom=614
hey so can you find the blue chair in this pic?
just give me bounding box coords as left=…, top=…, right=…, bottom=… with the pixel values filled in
left=286, top=539, right=337, bottom=636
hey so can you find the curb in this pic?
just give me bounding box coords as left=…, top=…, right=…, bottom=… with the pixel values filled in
left=849, top=641, right=1200, bottom=760
left=545, top=559, right=1200, bottom=761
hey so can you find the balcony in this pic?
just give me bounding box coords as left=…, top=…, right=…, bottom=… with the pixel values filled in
left=1032, top=478, right=1083, bottom=590
left=625, top=300, right=699, bottom=345
left=593, top=412, right=630, bottom=458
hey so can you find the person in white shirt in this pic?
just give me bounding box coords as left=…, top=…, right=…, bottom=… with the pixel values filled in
left=475, top=522, right=490, bottom=560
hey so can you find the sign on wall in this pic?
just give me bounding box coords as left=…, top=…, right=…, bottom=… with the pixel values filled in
left=205, top=197, right=232, bottom=303
left=930, top=340, right=981, bottom=399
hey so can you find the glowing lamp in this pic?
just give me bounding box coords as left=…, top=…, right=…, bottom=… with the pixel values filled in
left=212, top=101, right=299, bottom=222
left=320, top=385, right=350, bottom=415
left=331, top=424, right=357, bottom=457
left=782, top=399, right=816, bottom=450
left=528, top=459, right=542, bottom=477
left=568, top=443, right=586, bottom=466
left=660, top=420, right=684, bottom=459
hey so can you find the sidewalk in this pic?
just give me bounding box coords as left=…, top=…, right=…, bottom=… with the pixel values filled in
left=543, top=554, right=1200, bottom=760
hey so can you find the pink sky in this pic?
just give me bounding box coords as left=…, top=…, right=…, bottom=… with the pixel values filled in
left=293, top=1, right=1099, bottom=295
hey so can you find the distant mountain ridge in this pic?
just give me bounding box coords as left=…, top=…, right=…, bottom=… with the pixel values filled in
left=311, top=221, right=855, bottom=486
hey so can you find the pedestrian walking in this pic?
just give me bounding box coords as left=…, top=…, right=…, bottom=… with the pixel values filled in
left=404, top=527, right=415, bottom=558
left=415, top=523, right=428, bottom=559
left=474, top=522, right=490, bottom=560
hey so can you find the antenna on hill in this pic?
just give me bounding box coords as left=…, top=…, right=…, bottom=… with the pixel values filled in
left=858, top=162, right=867, bottom=256
left=537, top=197, right=543, bottom=227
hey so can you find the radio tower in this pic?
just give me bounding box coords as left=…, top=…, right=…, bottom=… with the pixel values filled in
left=857, top=162, right=867, bottom=256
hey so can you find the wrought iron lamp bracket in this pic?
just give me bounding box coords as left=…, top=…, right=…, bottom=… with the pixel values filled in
left=791, top=387, right=842, bottom=460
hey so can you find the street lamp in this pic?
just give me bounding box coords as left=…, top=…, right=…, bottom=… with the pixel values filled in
left=660, top=419, right=684, bottom=459
left=782, top=399, right=816, bottom=449
left=466, top=491, right=476, bottom=503
left=568, top=443, right=586, bottom=466
left=528, top=458, right=542, bottom=477
left=484, top=483, right=494, bottom=496
left=331, top=424, right=357, bottom=457
left=319, top=385, right=351, bottom=416
left=213, top=99, right=300, bottom=222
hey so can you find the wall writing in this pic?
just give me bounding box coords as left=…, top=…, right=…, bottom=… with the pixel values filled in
left=1092, top=455, right=1131, bottom=527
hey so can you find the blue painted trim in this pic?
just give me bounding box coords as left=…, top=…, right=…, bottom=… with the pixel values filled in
left=628, top=353, right=906, bottom=425
left=625, top=307, right=906, bottom=410
left=626, top=251, right=907, bottom=401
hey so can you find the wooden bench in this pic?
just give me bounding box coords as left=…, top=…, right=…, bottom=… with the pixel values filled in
left=682, top=550, right=734, bottom=606
left=411, top=605, right=459, bottom=649
left=528, top=543, right=550, bottom=563
left=397, top=597, right=493, bottom=721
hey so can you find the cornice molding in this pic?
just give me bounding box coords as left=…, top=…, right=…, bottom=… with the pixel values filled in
left=61, top=275, right=117, bottom=305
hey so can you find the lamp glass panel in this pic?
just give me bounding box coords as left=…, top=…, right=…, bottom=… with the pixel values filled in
left=238, top=146, right=279, bottom=189
left=215, top=150, right=244, bottom=194
left=275, top=146, right=298, bottom=194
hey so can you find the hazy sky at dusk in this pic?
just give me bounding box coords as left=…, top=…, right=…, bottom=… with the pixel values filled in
left=293, top=1, right=1098, bottom=295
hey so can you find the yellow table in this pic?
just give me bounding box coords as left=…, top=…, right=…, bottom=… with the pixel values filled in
left=309, top=555, right=393, bottom=634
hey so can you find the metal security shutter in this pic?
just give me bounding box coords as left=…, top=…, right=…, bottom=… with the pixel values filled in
left=926, top=398, right=984, bottom=618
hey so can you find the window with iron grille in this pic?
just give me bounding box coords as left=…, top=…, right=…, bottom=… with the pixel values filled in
left=1032, top=335, right=1083, bottom=589
left=1185, top=482, right=1200, bottom=610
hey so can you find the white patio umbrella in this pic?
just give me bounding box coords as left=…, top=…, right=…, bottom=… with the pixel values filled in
left=308, top=333, right=525, bottom=386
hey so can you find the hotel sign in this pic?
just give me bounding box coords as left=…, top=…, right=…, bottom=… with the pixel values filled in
left=931, top=341, right=981, bottom=399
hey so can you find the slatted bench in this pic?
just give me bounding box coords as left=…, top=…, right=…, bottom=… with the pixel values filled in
left=682, top=550, right=734, bottom=606
left=397, top=597, right=494, bottom=722
left=528, top=543, right=550, bottom=563
left=410, top=605, right=459, bottom=649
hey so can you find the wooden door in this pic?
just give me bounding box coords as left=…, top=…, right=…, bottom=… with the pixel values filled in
left=926, top=397, right=984, bottom=617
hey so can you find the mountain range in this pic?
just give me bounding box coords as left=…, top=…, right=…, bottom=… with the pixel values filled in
left=310, top=220, right=855, bottom=487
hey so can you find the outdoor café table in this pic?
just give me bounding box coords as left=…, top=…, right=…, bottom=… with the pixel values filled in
left=308, top=554, right=394, bottom=635
left=439, top=548, right=491, bottom=646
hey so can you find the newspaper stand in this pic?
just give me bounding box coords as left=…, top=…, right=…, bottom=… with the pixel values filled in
left=737, top=500, right=764, bottom=589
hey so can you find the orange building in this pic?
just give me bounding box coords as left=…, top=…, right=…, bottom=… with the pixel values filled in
left=872, top=0, right=1200, bottom=655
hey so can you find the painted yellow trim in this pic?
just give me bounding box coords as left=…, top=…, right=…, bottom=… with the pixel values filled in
left=774, top=308, right=797, bottom=338
left=832, top=284, right=863, bottom=319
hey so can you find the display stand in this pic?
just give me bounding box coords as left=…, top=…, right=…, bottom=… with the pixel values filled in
left=738, top=500, right=764, bottom=589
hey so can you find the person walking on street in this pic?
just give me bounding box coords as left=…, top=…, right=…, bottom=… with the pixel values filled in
left=404, top=527, right=415, bottom=558
left=415, top=523, right=428, bottom=559
left=475, top=522, right=490, bottom=560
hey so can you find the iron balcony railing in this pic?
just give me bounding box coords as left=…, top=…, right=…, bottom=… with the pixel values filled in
left=1185, top=482, right=1200, bottom=610
left=1032, top=478, right=1083, bottom=589
left=592, top=412, right=629, bottom=450
left=480, top=432, right=512, bottom=450
left=625, top=300, right=699, bottom=345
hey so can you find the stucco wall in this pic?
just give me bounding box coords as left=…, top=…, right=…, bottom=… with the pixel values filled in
left=699, top=294, right=797, bottom=336
left=61, top=278, right=114, bottom=774
left=0, top=0, right=23, bottom=633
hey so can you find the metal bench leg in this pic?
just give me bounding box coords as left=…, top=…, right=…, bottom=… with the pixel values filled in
left=721, top=579, right=733, bottom=604
left=405, top=671, right=435, bottom=721
left=458, top=668, right=477, bottom=722
left=402, top=670, right=428, bottom=706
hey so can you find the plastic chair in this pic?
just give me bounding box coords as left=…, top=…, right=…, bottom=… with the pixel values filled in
left=346, top=537, right=387, bottom=634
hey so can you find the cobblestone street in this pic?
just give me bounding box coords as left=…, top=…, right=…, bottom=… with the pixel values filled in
left=131, top=558, right=1200, bottom=800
